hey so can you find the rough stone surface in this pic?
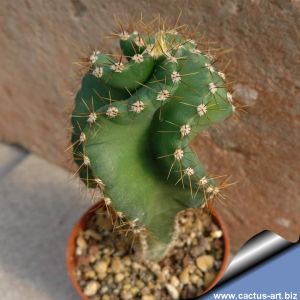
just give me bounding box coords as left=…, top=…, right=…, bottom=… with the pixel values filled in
left=0, top=144, right=89, bottom=300
left=1, top=0, right=300, bottom=252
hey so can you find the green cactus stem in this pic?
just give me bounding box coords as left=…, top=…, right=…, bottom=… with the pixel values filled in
left=71, top=28, right=234, bottom=260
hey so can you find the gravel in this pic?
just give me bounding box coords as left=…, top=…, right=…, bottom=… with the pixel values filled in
left=75, top=207, right=224, bottom=300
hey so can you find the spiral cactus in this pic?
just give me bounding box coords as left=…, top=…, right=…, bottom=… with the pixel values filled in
left=71, top=26, right=234, bottom=260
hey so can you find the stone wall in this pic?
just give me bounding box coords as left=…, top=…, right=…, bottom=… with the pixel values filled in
left=1, top=0, right=299, bottom=251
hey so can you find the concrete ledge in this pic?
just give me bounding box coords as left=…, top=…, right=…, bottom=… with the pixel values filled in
left=0, top=146, right=90, bottom=300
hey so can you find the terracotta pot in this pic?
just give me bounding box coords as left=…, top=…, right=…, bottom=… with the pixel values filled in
left=66, top=201, right=230, bottom=300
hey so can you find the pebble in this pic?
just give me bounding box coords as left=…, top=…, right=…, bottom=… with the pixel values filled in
left=196, top=255, right=214, bottom=272
left=115, top=273, right=125, bottom=283
left=102, top=295, right=110, bottom=300
left=196, top=220, right=203, bottom=232
left=98, top=272, right=107, bottom=280
left=142, top=296, right=155, bottom=300
left=94, top=260, right=109, bottom=274
left=130, top=287, right=139, bottom=296
left=123, top=256, right=132, bottom=266
left=136, top=280, right=145, bottom=289
left=179, top=267, right=190, bottom=284
left=76, top=235, right=88, bottom=251
left=76, top=269, right=82, bottom=279
left=150, top=262, right=160, bottom=272
left=132, top=262, right=143, bottom=270
left=107, top=275, right=113, bottom=285
left=100, top=286, right=109, bottom=294
left=191, top=238, right=205, bottom=257
left=192, top=238, right=199, bottom=246
left=111, top=257, right=123, bottom=273
left=84, top=269, right=96, bottom=279
left=120, top=290, right=133, bottom=300
left=123, top=284, right=131, bottom=291
left=170, top=275, right=180, bottom=287
left=190, top=274, right=203, bottom=286
left=181, top=284, right=197, bottom=299
left=182, top=254, right=192, bottom=267
left=83, top=280, right=100, bottom=296
left=161, top=267, right=170, bottom=281
left=77, top=255, right=90, bottom=266
left=211, top=230, right=223, bottom=239
left=76, top=247, right=83, bottom=256
left=204, top=271, right=216, bottom=288
left=142, top=287, right=151, bottom=295
left=165, top=283, right=179, bottom=299
left=89, top=255, right=98, bottom=264
left=85, top=229, right=102, bottom=240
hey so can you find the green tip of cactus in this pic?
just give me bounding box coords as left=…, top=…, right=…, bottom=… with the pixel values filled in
left=71, top=24, right=234, bottom=261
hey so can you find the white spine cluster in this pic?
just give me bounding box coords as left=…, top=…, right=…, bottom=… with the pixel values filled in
left=79, top=132, right=86, bottom=143
left=110, top=62, right=124, bottom=73
left=132, top=54, right=144, bottom=64
left=206, top=185, right=214, bottom=193
left=180, top=124, right=191, bottom=137
left=166, top=55, right=178, bottom=64
left=92, top=66, right=103, bottom=78
left=189, top=39, right=196, bottom=46
left=218, top=71, right=226, bottom=80
left=190, top=48, right=202, bottom=55
left=197, top=104, right=208, bottom=116
left=174, top=149, right=184, bottom=160
left=116, top=211, right=124, bottom=218
left=206, top=186, right=220, bottom=200
left=227, top=92, right=233, bottom=103
left=103, top=197, right=111, bottom=206
left=205, top=63, right=215, bottom=73
left=87, top=112, right=97, bottom=124
left=171, top=71, right=181, bottom=84
left=209, top=82, right=217, bottom=94
left=130, top=101, right=145, bottom=113
left=184, top=167, right=195, bottom=176
left=135, top=37, right=145, bottom=48
left=156, top=90, right=170, bottom=101
left=206, top=53, right=215, bottom=61
left=198, top=176, right=208, bottom=186
left=106, top=106, right=119, bottom=118
left=90, top=50, right=100, bottom=64
left=213, top=186, right=220, bottom=196
left=119, top=31, right=130, bottom=41
left=83, top=155, right=90, bottom=166
left=129, top=218, right=139, bottom=228
left=94, top=178, right=105, bottom=191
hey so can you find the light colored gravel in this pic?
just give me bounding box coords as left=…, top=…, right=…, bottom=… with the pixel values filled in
left=75, top=206, right=225, bottom=300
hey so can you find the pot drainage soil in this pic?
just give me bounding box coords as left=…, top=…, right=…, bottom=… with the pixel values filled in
left=75, top=207, right=224, bottom=300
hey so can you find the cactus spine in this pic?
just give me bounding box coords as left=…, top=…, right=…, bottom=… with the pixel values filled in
left=71, top=24, right=234, bottom=260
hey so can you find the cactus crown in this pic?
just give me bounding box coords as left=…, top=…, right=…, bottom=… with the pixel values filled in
left=71, top=20, right=234, bottom=260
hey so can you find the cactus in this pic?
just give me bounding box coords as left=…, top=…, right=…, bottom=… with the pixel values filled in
left=71, top=25, right=234, bottom=260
